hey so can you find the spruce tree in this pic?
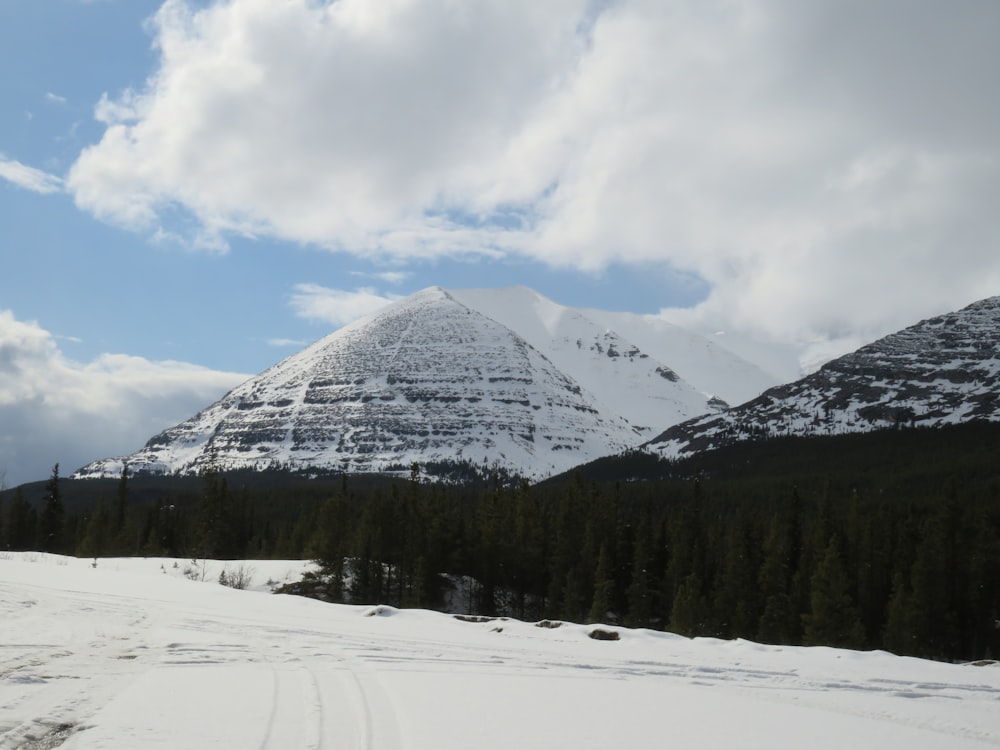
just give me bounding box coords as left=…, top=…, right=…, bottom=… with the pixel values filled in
left=40, top=464, right=64, bottom=553
left=588, top=543, right=615, bottom=624
left=625, top=519, right=652, bottom=628
left=113, top=462, right=129, bottom=549
left=670, top=572, right=709, bottom=636
left=802, top=536, right=865, bottom=649
left=6, top=487, right=36, bottom=550
left=756, top=513, right=798, bottom=644
left=76, top=498, right=111, bottom=558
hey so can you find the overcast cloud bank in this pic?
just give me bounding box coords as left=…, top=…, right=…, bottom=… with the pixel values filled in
left=0, top=311, right=248, bottom=487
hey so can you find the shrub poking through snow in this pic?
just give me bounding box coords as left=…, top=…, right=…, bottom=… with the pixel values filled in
left=219, top=563, right=255, bottom=590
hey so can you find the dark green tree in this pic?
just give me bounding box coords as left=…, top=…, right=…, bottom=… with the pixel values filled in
left=625, top=517, right=653, bottom=628
left=669, top=572, right=710, bottom=636
left=76, top=498, right=111, bottom=558
left=40, top=463, right=65, bottom=553
left=6, top=487, right=37, bottom=550
left=588, top=542, right=615, bottom=624
left=113, top=462, right=129, bottom=549
left=802, top=536, right=865, bottom=649
left=756, top=511, right=798, bottom=644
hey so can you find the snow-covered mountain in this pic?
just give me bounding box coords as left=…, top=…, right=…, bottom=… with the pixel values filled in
left=74, top=286, right=775, bottom=481
left=646, top=295, right=1000, bottom=460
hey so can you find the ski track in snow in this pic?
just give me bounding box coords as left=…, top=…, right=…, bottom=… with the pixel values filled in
left=1, top=556, right=999, bottom=749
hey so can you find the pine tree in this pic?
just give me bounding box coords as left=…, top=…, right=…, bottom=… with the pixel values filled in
left=802, top=536, right=865, bottom=649
left=588, top=542, right=615, bottom=624
left=882, top=570, right=916, bottom=655
left=6, top=487, right=37, bottom=550
left=712, top=521, right=760, bottom=639
left=76, top=498, right=111, bottom=558
left=756, top=512, right=798, bottom=644
left=669, top=572, right=709, bottom=636
left=625, top=518, right=652, bottom=628
left=113, top=462, right=129, bottom=550
left=40, top=464, right=64, bottom=553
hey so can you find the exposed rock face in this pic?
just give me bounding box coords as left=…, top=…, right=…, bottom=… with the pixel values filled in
left=646, top=296, right=1000, bottom=459
left=75, top=286, right=766, bottom=480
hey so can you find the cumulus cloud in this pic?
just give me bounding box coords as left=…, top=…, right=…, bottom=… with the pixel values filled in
left=0, top=310, right=248, bottom=486
left=289, top=285, right=399, bottom=327
left=0, top=155, right=64, bottom=194
left=65, top=0, right=1000, bottom=363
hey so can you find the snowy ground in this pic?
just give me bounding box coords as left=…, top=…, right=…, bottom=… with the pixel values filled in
left=1, top=554, right=998, bottom=749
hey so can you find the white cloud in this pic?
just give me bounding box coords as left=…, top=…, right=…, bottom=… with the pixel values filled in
left=0, top=310, right=248, bottom=487
left=266, top=338, right=307, bottom=348
left=0, top=155, right=64, bottom=194
left=352, top=270, right=411, bottom=286
left=45, top=92, right=68, bottom=105
left=65, top=0, right=1000, bottom=361
left=289, top=285, right=399, bottom=327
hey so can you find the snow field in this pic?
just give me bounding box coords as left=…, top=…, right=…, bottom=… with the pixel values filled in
left=1, top=553, right=999, bottom=749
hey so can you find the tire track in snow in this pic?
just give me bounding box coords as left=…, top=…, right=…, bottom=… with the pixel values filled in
left=253, top=636, right=402, bottom=750
left=254, top=654, right=325, bottom=750
left=0, top=582, right=162, bottom=750
left=329, top=648, right=403, bottom=750
left=253, top=639, right=382, bottom=750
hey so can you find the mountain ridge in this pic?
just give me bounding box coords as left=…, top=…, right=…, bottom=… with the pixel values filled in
left=645, top=295, right=1000, bottom=460
left=74, top=286, right=772, bottom=481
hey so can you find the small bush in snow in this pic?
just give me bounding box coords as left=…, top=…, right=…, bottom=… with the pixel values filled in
left=219, top=563, right=255, bottom=590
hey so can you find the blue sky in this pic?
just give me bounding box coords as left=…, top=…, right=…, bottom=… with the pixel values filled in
left=2, top=0, right=999, bottom=486
left=0, top=1, right=705, bottom=376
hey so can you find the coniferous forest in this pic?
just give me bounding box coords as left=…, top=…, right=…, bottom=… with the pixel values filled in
left=2, top=422, right=999, bottom=664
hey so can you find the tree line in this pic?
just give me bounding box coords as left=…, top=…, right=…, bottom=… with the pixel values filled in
left=2, top=425, right=999, bottom=663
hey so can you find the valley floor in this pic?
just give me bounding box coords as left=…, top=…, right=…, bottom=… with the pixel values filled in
left=1, top=554, right=998, bottom=749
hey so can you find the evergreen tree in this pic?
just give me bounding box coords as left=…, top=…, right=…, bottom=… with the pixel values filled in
left=882, top=570, right=916, bottom=655
left=6, top=487, right=37, bottom=550
left=113, top=462, right=129, bottom=549
left=196, top=457, right=246, bottom=559
left=669, top=572, right=709, bottom=636
left=588, top=542, right=615, bottom=624
left=40, top=464, right=64, bottom=553
left=802, top=536, right=865, bottom=649
left=76, top=498, right=111, bottom=558
left=712, top=521, right=760, bottom=639
left=625, top=517, right=652, bottom=628
left=756, top=511, right=798, bottom=644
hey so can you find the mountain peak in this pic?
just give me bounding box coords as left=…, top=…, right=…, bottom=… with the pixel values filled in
left=73, top=286, right=777, bottom=481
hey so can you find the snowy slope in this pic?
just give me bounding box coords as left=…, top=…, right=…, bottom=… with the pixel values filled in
left=451, top=286, right=743, bottom=434
left=581, top=307, right=782, bottom=405
left=647, top=295, right=1000, bottom=459
left=2, top=553, right=998, bottom=750
left=74, top=287, right=644, bottom=481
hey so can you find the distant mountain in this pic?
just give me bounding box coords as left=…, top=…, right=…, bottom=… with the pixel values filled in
left=74, top=287, right=774, bottom=481
left=645, top=295, right=1000, bottom=460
